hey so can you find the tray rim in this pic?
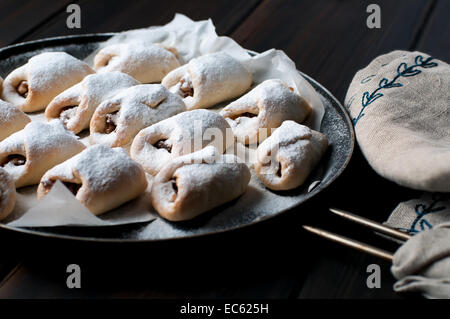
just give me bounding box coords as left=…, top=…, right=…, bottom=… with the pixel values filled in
left=0, top=33, right=355, bottom=243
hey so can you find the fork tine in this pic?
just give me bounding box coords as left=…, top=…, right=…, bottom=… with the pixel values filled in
left=303, top=225, right=394, bottom=262
left=329, top=208, right=412, bottom=242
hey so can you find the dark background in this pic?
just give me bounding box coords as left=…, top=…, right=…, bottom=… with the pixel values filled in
left=0, top=0, right=448, bottom=299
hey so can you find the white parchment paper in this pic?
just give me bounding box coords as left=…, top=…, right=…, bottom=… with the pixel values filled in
left=6, top=14, right=324, bottom=228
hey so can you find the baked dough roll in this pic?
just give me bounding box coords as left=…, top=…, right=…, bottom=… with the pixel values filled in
left=162, top=52, right=252, bottom=110
left=1, top=52, right=94, bottom=113
left=90, top=84, right=186, bottom=147
left=0, top=168, right=16, bottom=221
left=45, top=72, right=140, bottom=134
left=255, top=121, right=328, bottom=191
left=131, top=109, right=232, bottom=175
left=93, top=42, right=180, bottom=83
left=220, top=79, right=312, bottom=145
left=0, top=100, right=31, bottom=141
left=151, top=146, right=251, bottom=221
left=37, top=144, right=147, bottom=216
left=0, top=120, right=85, bottom=188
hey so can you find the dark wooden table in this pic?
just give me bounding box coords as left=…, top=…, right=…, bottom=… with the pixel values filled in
left=0, top=0, right=448, bottom=299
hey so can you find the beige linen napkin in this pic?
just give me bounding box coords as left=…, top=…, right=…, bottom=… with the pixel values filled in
left=345, top=50, right=450, bottom=298
left=391, top=222, right=450, bottom=299
left=345, top=50, right=449, bottom=192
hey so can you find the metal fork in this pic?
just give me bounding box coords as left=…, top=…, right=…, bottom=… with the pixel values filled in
left=303, top=208, right=412, bottom=261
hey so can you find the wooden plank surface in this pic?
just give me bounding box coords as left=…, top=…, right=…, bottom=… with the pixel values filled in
left=0, top=0, right=73, bottom=46
left=415, top=0, right=450, bottom=61
left=18, top=0, right=262, bottom=42
left=297, top=244, right=403, bottom=299
left=232, top=0, right=434, bottom=101
left=0, top=263, right=301, bottom=299
left=0, top=224, right=307, bottom=298
left=0, top=0, right=448, bottom=299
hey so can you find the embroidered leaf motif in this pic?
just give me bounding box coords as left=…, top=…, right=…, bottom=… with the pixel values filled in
left=386, top=82, right=402, bottom=88
left=415, top=55, right=424, bottom=64
left=403, top=68, right=421, bottom=77
left=379, top=78, right=389, bottom=87
left=397, top=62, right=408, bottom=75
left=398, top=63, right=422, bottom=76
left=361, top=75, right=375, bottom=84
left=379, top=78, right=403, bottom=89
left=416, top=55, right=438, bottom=68
left=407, top=193, right=448, bottom=234
left=352, top=55, right=438, bottom=126
left=352, top=113, right=364, bottom=126
left=422, top=62, right=438, bottom=68
left=345, top=94, right=356, bottom=109
left=362, top=91, right=383, bottom=106
left=419, top=219, right=433, bottom=231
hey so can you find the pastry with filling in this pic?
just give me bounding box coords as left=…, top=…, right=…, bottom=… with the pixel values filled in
left=45, top=72, right=139, bottom=134
left=0, top=168, right=16, bottom=221
left=94, top=42, right=180, bottom=83
left=0, top=100, right=31, bottom=141
left=151, top=146, right=251, bottom=221
left=90, top=84, right=186, bottom=147
left=1, top=52, right=94, bottom=112
left=130, top=109, right=232, bottom=175
left=0, top=120, right=85, bottom=188
left=220, top=79, right=311, bottom=145
left=254, top=121, right=328, bottom=191
left=162, top=52, right=252, bottom=110
left=37, top=144, right=147, bottom=215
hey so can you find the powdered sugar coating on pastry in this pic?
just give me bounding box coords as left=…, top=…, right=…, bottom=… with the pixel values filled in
left=220, top=79, right=311, bottom=145
left=131, top=109, right=233, bottom=175
left=1, top=52, right=94, bottom=112
left=90, top=84, right=186, bottom=147
left=151, top=146, right=251, bottom=221
left=0, top=120, right=85, bottom=188
left=162, top=52, right=252, bottom=110
left=45, top=72, right=140, bottom=134
left=37, top=144, right=147, bottom=216
left=94, top=42, right=180, bottom=83
left=255, top=120, right=328, bottom=191
left=0, top=167, right=16, bottom=221
left=0, top=100, right=31, bottom=141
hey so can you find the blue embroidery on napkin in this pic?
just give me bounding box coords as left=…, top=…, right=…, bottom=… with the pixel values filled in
left=361, top=75, right=376, bottom=84
left=352, top=55, right=438, bottom=126
left=401, top=194, right=448, bottom=234
left=345, top=94, right=356, bottom=109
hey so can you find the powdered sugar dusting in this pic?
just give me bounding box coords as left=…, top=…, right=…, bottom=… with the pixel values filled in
left=221, top=79, right=310, bottom=144
left=44, top=144, right=142, bottom=193
left=262, top=120, right=312, bottom=151
left=20, top=120, right=82, bottom=157
left=163, top=52, right=252, bottom=109
left=90, top=84, right=185, bottom=146
left=48, top=71, right=140, bottom=132
left=131, top=109, right=231, bottom=175
left=80, top=71, right=140, bottom=107
left=94, top=42, right=180, bottom=83
left=0, top=100, right=30, bottom=141
left=0, top=100, right=28, bottom=123
left=189, top=52, right=250, bottom=85
left=151, top=145, right=250, bottom=221
left=0, top=120, right=85, bottom=182
left=28, top=52, right=92, bottom=92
